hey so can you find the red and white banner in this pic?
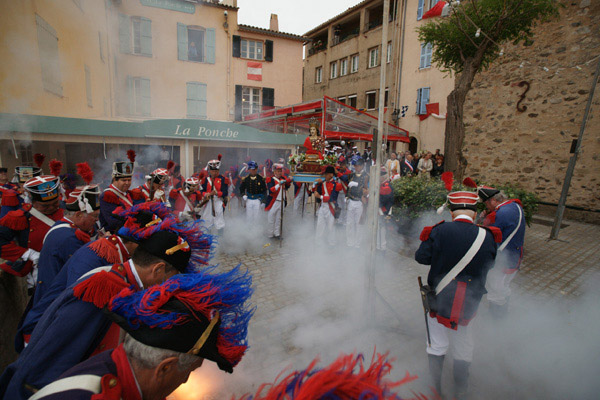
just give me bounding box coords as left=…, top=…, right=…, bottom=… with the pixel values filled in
left=419, top=103, right=447, bottom=121
left=422, top=1, right=451, bottom=19
left=247, top=61, right=262, bottom=81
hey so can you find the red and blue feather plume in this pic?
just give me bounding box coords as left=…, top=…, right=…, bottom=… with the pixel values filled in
left=238, top=352, right=419, bottom=400
left=108, top=265, right=254, bottom=369
left=116, top=207, right=215, bottom=270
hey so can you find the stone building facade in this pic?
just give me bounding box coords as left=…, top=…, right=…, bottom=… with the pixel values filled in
left=463, top=0, right=600, bottom=223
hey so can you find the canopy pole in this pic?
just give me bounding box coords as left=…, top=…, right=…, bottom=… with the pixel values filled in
left=366, top=0, right=390, bottom=322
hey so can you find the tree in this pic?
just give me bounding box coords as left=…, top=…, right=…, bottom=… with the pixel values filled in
left=417, top=0, right=560, bottom=179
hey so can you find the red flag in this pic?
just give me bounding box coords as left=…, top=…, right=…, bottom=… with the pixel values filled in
left=422, top=1, right=448, bottom=19
left=247, top=61, right=262, bottom=81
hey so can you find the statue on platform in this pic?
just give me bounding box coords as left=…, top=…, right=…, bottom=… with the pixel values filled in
left=303, top=118, right=324, bottom=161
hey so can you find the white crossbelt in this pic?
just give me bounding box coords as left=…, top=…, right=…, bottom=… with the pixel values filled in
left=105, top=187, right=133, bottom=207
left=498, top=204, right=522, bottom=252
left=28, top=208, right=56, bottom=228
left=42, top=223, right=71, bottom=245
left=28, top=374, right=102, bottom=399
left=435, top=227, right=486, bottom=295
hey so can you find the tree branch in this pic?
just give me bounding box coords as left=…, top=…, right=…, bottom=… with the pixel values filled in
left=450, top=7, right=480, bottom=49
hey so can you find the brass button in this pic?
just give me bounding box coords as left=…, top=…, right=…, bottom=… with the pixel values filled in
left=108, top=378, right=117, bottom=388
left=117, top=265, right=124, bottom=272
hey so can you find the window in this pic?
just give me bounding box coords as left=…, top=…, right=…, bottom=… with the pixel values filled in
left=127, top=76, right=151, bottom=116
left=384, top=88, right=389, bottom=107
left=366, top=91, right=377, bottom=110
left=368, top=47, right=379, bottom=68
left=98, top=32, right=105, bottom=62
left=348, top=95, right=357, bottom=108
left=315, top=66, right=323, bottom=83
left=387, top=41, right=392, bottom=63
left=85, top=65, right=92, bottom=107
left=187, top=82, right=207, bottom=118
left=338, top=96, right=346, bottom=104
left=119, top=14, right=152, bottom=56
left=330, top=61, right=338, bottom=79
left=177, top=23, right=215, bottom=63
left=417, top=87, right=430, bottom=115
left=242, top=87, right=261, bottom=117
left=350, top=54, right=359, bottom=73
left=420, top=43, right=433, bottom=69
left=417, top=0, right=425, bottom=20
left=340, top=58, right=348, bottom=76
left=241, top=39, right=263, bottom=60
left=36, top=14, right=62, bottom=96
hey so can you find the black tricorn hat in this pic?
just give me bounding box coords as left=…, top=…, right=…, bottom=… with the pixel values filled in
left=477, top=186, right=500, bottom=202
left=137, top=230, right=191, bottom=273
left=322, top=165, right=336, bottom=175
left=105, top=298, right=230, bottom=371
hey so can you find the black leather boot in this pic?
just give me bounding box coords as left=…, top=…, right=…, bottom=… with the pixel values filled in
left=428, top=354, right=445, bottom=396
left=453, top=359, right=470, bottom=400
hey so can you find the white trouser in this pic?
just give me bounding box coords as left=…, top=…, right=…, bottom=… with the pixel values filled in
left=337, top=192, right=347, bottom=224
left=201, top=197, right=225, bottom=230
left=346, top=199, right=363, bottom=247
left=246, top=198, right=262, bottom=225
left=486, top=265, right=517, bottom=305
left=267, top=200, right=283, bottom=237
left=293, top=189, right=307, bottom=215
left=376, top=217, right=387, bottom=250
left=426, top=314, right=475, bottom=362
left=316, top=203, right=336, bottom=245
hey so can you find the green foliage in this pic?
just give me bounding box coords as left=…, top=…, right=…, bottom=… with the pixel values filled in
left=390, top=177, right=539, bottom=225
left=417, top=0, right=560, bottom=74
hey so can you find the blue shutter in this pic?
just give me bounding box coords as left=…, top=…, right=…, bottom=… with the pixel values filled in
left=177, top=23, right=188, bottom=61
left=420, top=44, right=426, bottom=69
left=119, top=14, right=130, bottom=53
left=423, top=88, right=430, bottom=114
left=206, top=28, right=215, bottom=64
left=141, top=78, right=151, bottom=116
left=425, top=43, right=432, bottom=68
left=127, top=76, right=134, bottom=115
left=198, top=83, right=207, bottom=118
left=140, top=17, right=152, bottom=56
left=417, top=0, right=425, bottom=20
left=418, top=87, right=430, bottom=114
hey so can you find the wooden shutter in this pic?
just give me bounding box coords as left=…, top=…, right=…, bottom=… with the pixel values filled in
left=85, top=65, right=92, bottom=107
left=232, top=35, right=241, bottom=58
left=140, top=17, right=152, bottom=56
left=206, top=28, right=215, bottom=64
left=417, top=0, right=425, bottom=20
left=235, top=85, right=243, bottom=121
left=187, top=82, right=207, bottom=118
left=264, top=40, right=273, bottom=62
left=198, top=83, right=207, bottom=118
left=141, top=78, right=151, bottom=116
left=262, top=87, right=274, bottom=108
left=419, top=43, right=427, bottom=69
left=177, top=23, right=188, bottom=61
left=119, top=14, right=131, bottom=54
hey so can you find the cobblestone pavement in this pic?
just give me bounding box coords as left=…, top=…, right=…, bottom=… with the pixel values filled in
left=170, top=213, right=600, bottom=400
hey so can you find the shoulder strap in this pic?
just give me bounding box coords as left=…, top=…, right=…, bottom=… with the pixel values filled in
left=29, top=374, right=102, bottom=400
left=42, top=223, right=72, bottom=245
left=106, top=187, right=133, bottom=207
left=179, top=191, right=194, bottom=212
left=29, top=207, right=56, bottom=228
left=435, top=227, right=486, bottom=295
left=498, top=203, right=522, bottom=252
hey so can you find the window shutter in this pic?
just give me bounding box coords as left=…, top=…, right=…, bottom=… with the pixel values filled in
left=127, top=76, right=134, bottom=115
left=177, top=23, right=188, bottom=61
left=234, top=85, right=243, bottom=121
left=417, top=0, right=425, bottom=20
left=119, top=14, right=131, bottom=54
left=264, top=40, right=273, bottom=62
left=206, top=28, right=216, bottom=64
left=426, top=43, right=432, bottom=67
left=198, top=83, right=207, bottom=118
left=187, top=83, right=199, bottom=117
left=141, top=78, right=151, bottom=116
left=262, top=87, right=274, bottom=108
left=140, top=17, right=152, bottom=56
left=232, top=35, right=241, bottom=58
left=419, top=43, right=426, bottom=68
left=423, top=88, right=430, bottom=114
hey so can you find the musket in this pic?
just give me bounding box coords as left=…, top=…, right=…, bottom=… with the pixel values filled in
left=418, top=276, right=432, bottom=347
left=301, top=183, right=306, bottom=219
left=207, top=177, right=216, bottom=217
left=279, top=178, right=285, bottom=248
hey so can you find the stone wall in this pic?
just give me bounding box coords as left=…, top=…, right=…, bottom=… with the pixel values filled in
left=463, top=0, right=600, bottom=223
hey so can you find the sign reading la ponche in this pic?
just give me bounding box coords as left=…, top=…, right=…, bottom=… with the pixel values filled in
left=174, top=124, right=240, bottom=138
left=140, top=0, right=195, bottom=14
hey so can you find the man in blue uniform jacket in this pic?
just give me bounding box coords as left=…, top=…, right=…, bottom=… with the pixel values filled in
left=29, top=266, right=253, bottom=400
left=0, top=216, right=214, bottom=400
left=478, top=186, right=526, bottom=318
left=415, top=190, right=501, bottom=400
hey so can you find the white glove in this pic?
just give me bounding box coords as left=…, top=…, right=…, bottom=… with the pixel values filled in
left=22, top=249, right=40, bottom=265
left=348, top=181, right=359, bottom=188
left=154, top=189, right=165, bottom=200
left=243, top=195, right=248, bottom=201
left=275, top=184, right=280, bottom=190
